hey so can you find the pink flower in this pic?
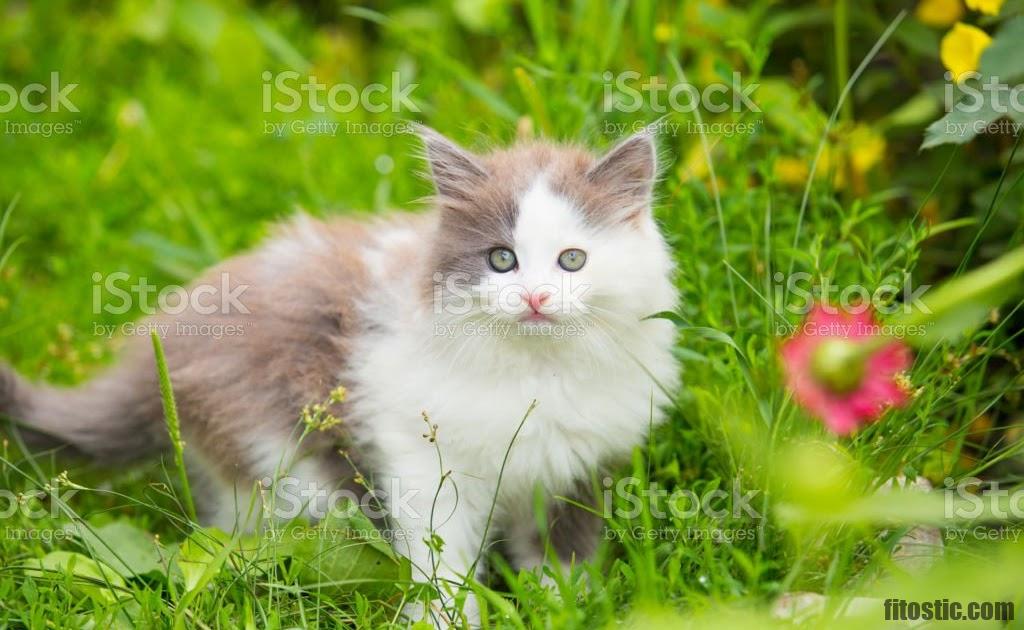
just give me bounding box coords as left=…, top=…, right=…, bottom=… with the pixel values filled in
left=781, top=305, right=913, bottom=434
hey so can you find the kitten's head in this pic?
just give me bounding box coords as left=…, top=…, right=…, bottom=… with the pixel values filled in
left=421, top=126, right=676, bottom=344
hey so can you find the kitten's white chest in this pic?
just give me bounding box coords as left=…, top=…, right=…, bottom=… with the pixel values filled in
left=350, top=321, right=677, bottom=498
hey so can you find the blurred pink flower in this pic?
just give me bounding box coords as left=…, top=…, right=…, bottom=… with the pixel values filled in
left=781, top=305, right=912, bottom=434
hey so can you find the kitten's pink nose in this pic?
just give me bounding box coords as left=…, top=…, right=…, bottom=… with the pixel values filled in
left=526, top=291, right=551, bottom=313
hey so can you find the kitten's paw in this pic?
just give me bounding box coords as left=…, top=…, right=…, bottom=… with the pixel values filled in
left=530, top=567, right=591, bottom=601
left=402, top=592, right=480, bottom=629
left=538, top=571, right=559, bottom=591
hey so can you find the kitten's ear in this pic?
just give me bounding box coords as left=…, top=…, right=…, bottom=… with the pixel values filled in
left=586, top=130, right=658, bottom=205
left=416, top=124, right=487, bottom=200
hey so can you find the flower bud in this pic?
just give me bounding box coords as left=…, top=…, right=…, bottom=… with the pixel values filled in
left=809, top=339, right=865, bottom=394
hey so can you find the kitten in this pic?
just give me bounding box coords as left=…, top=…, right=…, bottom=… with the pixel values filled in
left=0, top=127, right=679, bottom=625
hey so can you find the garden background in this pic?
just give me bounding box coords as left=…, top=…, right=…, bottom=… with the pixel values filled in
left=1, top=0, right=1024, bottom=627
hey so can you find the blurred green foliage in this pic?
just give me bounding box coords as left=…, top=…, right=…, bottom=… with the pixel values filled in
left=1, top=0, right=1023, bottom=627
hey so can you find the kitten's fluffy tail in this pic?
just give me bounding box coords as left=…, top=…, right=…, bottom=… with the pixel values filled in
left=0, top=359, right=167, bottom=462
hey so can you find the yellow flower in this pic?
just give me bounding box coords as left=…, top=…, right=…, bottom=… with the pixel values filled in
left=941, top=23, right=992, bottom=82
left=653, top=22, right=675, bottom=44
left=847, top=125, right=886, bottom=175
left=773, top=145, right=853, bottom=189
left=915, top=0, right=965, bottom=27
left=965, top=0, right=1004, bottom=15
left=774, top=157, right=809, bottom=186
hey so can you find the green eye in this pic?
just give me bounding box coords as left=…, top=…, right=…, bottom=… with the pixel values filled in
left=558, top=248, right=587, bottom=272
left=488, top=247, right=517, bottom=272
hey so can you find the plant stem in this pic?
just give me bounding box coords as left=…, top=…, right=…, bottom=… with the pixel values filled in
left=834, top=0, right=852, bottom=123
left=151, top=331, right=197, bottom=523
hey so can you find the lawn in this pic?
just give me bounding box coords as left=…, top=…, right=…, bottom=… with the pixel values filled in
left=1, top=0, right=1024, bottom=628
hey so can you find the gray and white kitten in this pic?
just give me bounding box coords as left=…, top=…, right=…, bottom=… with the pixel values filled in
left=0, top=127, right=679, bottom=624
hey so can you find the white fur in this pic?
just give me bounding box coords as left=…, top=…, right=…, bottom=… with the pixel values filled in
left=198, top=431, right=341, bottom=531
left=345, top=175, right=679, bottom=605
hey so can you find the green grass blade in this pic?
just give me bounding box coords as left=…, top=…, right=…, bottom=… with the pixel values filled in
left=151, top=330, right=197, bottom=524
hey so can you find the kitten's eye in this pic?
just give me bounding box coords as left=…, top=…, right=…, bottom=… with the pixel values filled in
left=488, top=247, right=517, bottom=273
left=557, top=248, right=587, bottom=272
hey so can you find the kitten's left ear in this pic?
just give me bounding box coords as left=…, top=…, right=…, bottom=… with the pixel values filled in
left=586, top=130, right=658, bottom=206
left=415, top=124, right=488, bottom=201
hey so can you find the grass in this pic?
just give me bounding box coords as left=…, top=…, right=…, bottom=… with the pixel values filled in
left=2, top=0, right=1024, bottom=628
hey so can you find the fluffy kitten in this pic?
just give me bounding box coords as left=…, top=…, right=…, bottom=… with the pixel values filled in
left=0, top=127, right=679, bottom=624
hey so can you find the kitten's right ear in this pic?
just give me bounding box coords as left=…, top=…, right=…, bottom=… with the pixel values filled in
left=585, top=129, right=658, bottom=204
left=415, top=124, right=487, bottom=200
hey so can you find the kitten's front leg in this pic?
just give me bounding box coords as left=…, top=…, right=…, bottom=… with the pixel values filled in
left=384, top=455, right=489, bottom=627
left=505, top=486, right=603, bottom=588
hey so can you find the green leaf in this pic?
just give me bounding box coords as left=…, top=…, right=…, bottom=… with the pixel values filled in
left=647, top=314, right=751, bottom=365
left=756, top=79, right=828, bottom=146
left=175, top=528, right=241, bottom=593
left=24, top=551, right=127, bottom=604
left=291, top=500, right=410, bottom=593
left=882, top=90, right=941, bottom=129
left=893, top=17, right=941, bottom=59
left=921, top=94, right=1004, bottom=149
left=980, top=16, right=1024, bottom=83
left=173, top=0, right=226, bottom=51
left=172, top=507, right=408, bottom=599
left=453, top=0, right=510, bottom=34
left=68, top=521, right=163, bottom=579
left=172, top=528, right=252, bottom=630
left=895, top=247, right=1024, bottom=346
left=922, top=33, right=1024, bottom=152
left=777, top=490, right=947, bottom=526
